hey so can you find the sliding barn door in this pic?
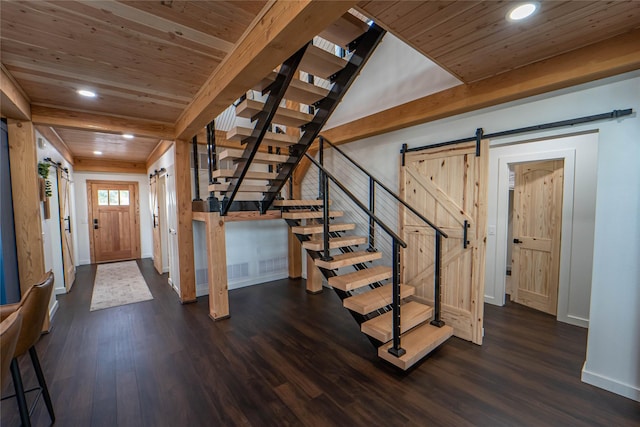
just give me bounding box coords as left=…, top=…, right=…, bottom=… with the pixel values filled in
left=57, top=168, right=75, bottom=291
left=150, top=176, right=163, bottom=274
left=511, top=160, right=564, bottom=315
left=400, top=140, right=489, bottom=344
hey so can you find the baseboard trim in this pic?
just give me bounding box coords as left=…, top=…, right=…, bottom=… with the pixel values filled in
left=49, top=300, right=59, bottom=322
left=582, top=364, right=640, bottom=402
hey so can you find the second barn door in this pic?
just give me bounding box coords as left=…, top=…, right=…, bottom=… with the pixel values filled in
left=401, top=140, right=489, bottom=344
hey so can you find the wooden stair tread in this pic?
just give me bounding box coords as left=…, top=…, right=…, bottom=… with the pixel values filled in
left=299, top=45, right=347, bottom=79
left=209, top=183, right=268, bottom=193
left=302, top=235, right=367, bottom=251
left=254, top=72, right=329, bottom=105
left=327, top=265, right=391, bottom=291
left=343, top=284, right=415, bottom=315
left=274, top=199, right=325, bottom=207
left=236, top=99, right=313, bottom=128
left=212, top=169, right=277, bottom=180
left=315, top=250, right=381, bottom=270
left=282, top=211, right=343, bottom=220
left=212, top=193, right=264, bottom=202
left=218, top=148, right=288, bottom=164
left=361, top=301, right=433, bottom=343
left=319, top=13, right=369, bottom=48
left=327, top=265, right=393, bottom=291
left=378, top=324, right=454, bottom=370
left=226, top=127, right=298, bottom=148
left=291, top=222, right=355, bottom=235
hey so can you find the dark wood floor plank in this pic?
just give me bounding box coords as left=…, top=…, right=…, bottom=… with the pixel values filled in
left=2, top=258, right=638, bottom=427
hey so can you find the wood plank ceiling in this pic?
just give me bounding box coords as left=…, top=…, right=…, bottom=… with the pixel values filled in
left=1, top=1, right=639, bottom=163
left=0, top=0, right=266, bottom=162
left=357, top=0, right=640, bottom=82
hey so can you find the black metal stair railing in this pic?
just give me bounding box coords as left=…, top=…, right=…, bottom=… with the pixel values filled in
left=220, top=43, right=310, bottom=216
left=304, top=151, right=408, bottom=357
left=259, top=23, right=386, bottom=214
left=317, top=137, right=449, bottom=329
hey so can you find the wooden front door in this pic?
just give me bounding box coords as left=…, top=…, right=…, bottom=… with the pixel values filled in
left=401, top=140, right=489, bottom=344
left=88, top=181, right=140, bottom=264
left=511, top=160, right=564, bottom=315
left=150, top=175, right=162, bottom=274
left=57, top=168, right=75, bottom=291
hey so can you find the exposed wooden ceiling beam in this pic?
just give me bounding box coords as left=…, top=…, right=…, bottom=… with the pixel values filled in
left=1, top=65, right=31, bottom=120
left=31, top=105, right=175, bottom=140
left=174, top=0, right=358, bottom=140
left=34, top=125, right=74, bottom=165
left=321, top=28, right=640, bottom=145
left=73, top=157, right=146, bottom=174
left=146, top=140, right=174, bottom=170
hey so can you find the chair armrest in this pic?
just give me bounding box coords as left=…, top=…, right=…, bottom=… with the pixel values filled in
left=0, top=303, right=20, bottom=322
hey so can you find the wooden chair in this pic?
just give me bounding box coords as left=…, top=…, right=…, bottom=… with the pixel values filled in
left=0, top=310, right=23, bottom=388
left=0, top=272, right=56, bottom=427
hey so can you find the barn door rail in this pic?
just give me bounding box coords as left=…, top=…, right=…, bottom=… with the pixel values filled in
left=319, top=136, right=448, bottom=327
left=305, top=151, right=411, bottom=356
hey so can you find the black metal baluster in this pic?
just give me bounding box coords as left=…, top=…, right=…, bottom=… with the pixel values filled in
left=368, top=176, right=375, bottom=251
left=431, top=231, right=445, bottom=327
left=388, top=239, right=405, bottom=357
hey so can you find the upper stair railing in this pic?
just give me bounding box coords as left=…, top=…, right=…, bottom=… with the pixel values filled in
left=313, top=136, right=449, bottom=348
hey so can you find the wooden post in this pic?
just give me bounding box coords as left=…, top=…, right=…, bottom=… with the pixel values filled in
left=306, top=252, right=323, bottom=294
left=173, top=139, right=196, bottom=303
left=7, top=120, right=48, bottom=330
left=207, top=213, right=229, bottom=320
left=7, top=120, right=45, bottom=294
left=287, top=169, right=302, bottom=279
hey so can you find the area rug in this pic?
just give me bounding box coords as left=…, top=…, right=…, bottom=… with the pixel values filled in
left=90, top=261, right=153, bottom=311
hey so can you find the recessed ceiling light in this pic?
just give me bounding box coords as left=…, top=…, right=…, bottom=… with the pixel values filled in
left=508, top=3, right=537, bottom=21
left=122, top=134, right=134, bottom=139
left=94, top=151, right=103, bottom=155
left=77, top=89, right=97, bottom=98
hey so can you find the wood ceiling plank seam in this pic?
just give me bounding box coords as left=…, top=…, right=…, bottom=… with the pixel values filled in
left=9, top=71, right=189, bottom=110
left=30, top=105, right=175, bottom=140
left=354, top=1, right=397, bottom=18
left=1, top=52, right=200, bottom=98
left=0, top=29, right=215, bottom=84
left=433, top=1, right=607, bottom=61
left=69, top=1, right=235, bottom=52
left=119, top=0, right=259, bottom=42
left=380, top=1, right=493, bottom=44
left=448, top=5, right=640, bottom=81
left=6, top=64, right=193, bottom=104
left=407, top=2, right=510, bottom=51
left=371, top=1, right=427, bottom=29
left=0, top=4, right=217, bottom=79
left=374, top=1, right=472, bottom=35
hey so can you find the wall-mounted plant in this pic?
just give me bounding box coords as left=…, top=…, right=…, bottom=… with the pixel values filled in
left=37, top=162, right=52, bottom=197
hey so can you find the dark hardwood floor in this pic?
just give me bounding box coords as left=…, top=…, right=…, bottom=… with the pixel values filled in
left=2, top=259, right=638, bottom=426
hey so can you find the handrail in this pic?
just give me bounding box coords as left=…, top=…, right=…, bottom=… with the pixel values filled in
left=321, top=137, right=448, bottom=238
left=304, top=153, right=407, bottom=248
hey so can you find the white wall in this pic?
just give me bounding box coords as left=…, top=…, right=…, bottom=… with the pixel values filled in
left=318, top=71, right=640, bottom=400
left=73, top=172, right=152, bottom=265
left=325, top=33, right=461, bottom=129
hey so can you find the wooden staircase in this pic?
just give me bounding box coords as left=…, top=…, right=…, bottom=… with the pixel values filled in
left=276, top=199, right=454, bottom=370
left=201, top=12, right=453, bottom=370
left=207, top=13, right=383, bottom=215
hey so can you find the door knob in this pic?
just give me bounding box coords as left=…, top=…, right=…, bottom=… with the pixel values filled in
left=513, top=238, right=522, bottom=244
